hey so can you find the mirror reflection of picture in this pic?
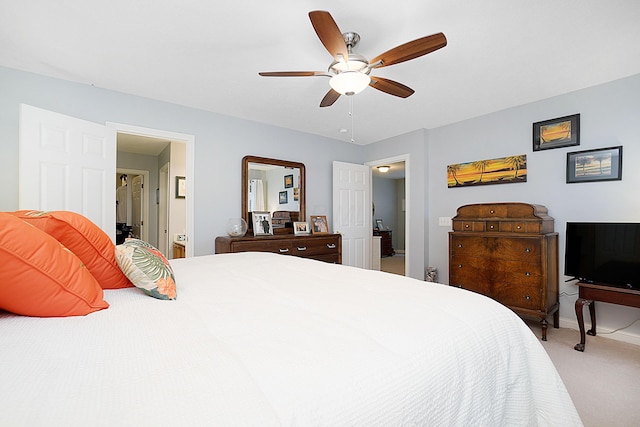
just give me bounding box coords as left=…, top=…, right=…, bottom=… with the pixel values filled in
left=252, top=211, right=273, bottom=236
left=279, top=191, right=288, bottom=204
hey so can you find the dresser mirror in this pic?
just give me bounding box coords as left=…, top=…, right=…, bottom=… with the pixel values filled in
left=241, top=155, right=306, bottom=233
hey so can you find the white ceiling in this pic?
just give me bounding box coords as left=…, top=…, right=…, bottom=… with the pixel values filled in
left=2, top=1, right=639, bottom=145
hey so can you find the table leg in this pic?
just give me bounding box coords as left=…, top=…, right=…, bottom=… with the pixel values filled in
left=587, top=300, right=597, bottom=336
left=574, top=298, right=592, bottom=352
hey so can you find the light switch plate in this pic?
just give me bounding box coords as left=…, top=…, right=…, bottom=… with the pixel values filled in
left=438, top=217, right=452, bottom=227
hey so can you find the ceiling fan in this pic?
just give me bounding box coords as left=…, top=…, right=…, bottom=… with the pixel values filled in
left=259, top=10, right=447, bottom=107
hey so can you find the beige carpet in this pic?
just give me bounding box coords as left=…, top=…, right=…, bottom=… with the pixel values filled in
left=526, top=319, right=640, bottom=427
left=380, top=254, right=405, bottom=276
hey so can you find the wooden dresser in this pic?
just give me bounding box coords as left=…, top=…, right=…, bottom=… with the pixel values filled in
left=215, top=233, right=342, bottom=264
left=448, top=203, right=559, bottom=340
left=373, top=230, right=395, bottom=257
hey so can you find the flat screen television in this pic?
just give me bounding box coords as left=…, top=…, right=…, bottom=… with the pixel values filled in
left=564, top=222, right=640, bottom=290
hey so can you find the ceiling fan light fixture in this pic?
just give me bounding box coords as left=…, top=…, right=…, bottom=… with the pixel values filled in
left=377, top=165, right=390, bottom=173
left=330, top=71, right=371, bottom=96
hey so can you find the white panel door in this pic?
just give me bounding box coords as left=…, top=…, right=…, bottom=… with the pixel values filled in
left=333, top=161, right=371, bottom=269
left=19, top=104, right=117, bottom=241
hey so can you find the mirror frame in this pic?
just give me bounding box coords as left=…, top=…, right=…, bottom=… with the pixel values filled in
left=241, top=155, right=306, bottom=231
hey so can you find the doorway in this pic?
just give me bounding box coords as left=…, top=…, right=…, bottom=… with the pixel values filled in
left=109, top=122, right=194, bottom=258
left=367, top=156, right=409, bottom=276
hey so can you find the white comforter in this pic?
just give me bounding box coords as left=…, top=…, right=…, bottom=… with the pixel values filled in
left=1, top=252, right=581, bottom=426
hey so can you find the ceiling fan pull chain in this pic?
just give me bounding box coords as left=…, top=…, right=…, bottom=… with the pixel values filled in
left=350, top=97, right=355, bottom=144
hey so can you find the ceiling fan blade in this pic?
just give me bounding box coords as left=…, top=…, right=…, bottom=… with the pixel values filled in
left=370, top=33, right=447, bottom=68
left=320, top=89, right=341, bottom=107
left=369, top=77, right=415, bottom=98
left=309, top=10, right=349, bottom=61
left=258, top=71, right=326, bottom=77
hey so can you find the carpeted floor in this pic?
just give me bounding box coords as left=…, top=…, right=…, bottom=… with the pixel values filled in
left=380, top=254, right=405, bottom=276
left=525, top=319, right=640, bottom=427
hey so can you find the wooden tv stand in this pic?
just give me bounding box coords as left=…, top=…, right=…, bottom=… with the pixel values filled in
left=574, top=281, right=640, bottom=351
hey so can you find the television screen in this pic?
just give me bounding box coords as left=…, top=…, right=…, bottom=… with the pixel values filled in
left=565, top=222, right=640, bottom=290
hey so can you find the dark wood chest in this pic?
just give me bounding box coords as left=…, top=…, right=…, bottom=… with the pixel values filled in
left=448, top=203, right=559, bottom=340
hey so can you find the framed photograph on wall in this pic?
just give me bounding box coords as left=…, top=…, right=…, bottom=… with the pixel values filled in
left=293, top=221, right=310, bottom=235
left=252, top=211, right=273, bottom=236
left=279, top=190, right=288, bottom=204
left=566, top=146, right=622, bottom=183
left=175, top=176, right=186, bottom=198
left=310, top=215, right=329, bottom=234
left=533, top=113, right=580, bottom=151
left=284, top=174, right=294, bottom=188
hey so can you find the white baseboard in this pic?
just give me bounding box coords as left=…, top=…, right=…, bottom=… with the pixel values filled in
left=558, top=316, right=640, bottom=346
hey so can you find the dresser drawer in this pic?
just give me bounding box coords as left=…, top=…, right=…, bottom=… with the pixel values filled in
left=450, top=235, right=542, bottom=261
left=452, top=220, right=485, bottom=232
left=291, top=237, right=339, bottom=256
left=494, top=282, right=543, bottom=310
left=231, top=240, right=293, bottom=254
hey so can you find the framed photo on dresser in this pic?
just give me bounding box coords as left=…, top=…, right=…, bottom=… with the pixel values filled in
left=252, top=211, right=273, bottom=236
left=294, top=221, right=310, bottom=235
left=310, top=215, right=329, bottom=234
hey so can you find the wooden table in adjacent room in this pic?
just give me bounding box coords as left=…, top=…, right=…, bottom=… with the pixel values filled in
left=574, top=281, right=640, bottom=351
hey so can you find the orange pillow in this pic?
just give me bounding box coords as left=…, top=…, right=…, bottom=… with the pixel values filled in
left=0, top=213, right=109, bottom=317
left=11, top=210, right=133, bottom=289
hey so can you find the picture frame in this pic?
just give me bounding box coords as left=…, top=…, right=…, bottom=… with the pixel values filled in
left=293, top=187, right=299, bottom=201
left=284, top=174, right=294, bottom=188
left=252, top=211, right=273, bottom=236
left=279, top=190, right=288, bottom=204
left=293, top=221, right=310, bottom=235
left=566, top=146, right=622, bottom=184
left=310, top=215, right=329, bottom=234
left=375, top=219, right=384, bottom=230
left=533, top=113, right=580, bottom=151
left=175, top=176, right=186, bottom=198
left=447, top=154, right=527, bottom=188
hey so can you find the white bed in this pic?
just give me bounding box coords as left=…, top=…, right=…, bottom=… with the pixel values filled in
left=1, top=252, right=581, bottom=426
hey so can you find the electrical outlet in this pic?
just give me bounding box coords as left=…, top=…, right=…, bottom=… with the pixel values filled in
left=438, top=217, right=452, bottom=227
left=175, top=234, right=186, bottom=242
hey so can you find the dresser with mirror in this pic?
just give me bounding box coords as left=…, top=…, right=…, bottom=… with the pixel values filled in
left=215, top=155, right=342, bottom=263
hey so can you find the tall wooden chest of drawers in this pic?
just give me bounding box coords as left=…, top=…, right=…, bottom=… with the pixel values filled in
left=448, top=203, right=559, bottom=340
left=215, top=233, right=342, bottom=264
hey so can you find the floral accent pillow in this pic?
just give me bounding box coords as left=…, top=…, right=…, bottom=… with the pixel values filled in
left=115, top=239, right=177, bottom=300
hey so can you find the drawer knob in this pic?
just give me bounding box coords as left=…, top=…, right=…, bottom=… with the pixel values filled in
left=297, top=246, right=307, bottom=251
left=525, top=272, right=531, bottom=277
left=458, top=264, right=463, bottom=268
left=279, top=248, right=289, bottom=253
left=457, top=243, right=463, bottom=248
left=525, top=248, right=531, bottom=253
left=490, top=210, right=495, bottom=214
left=465, top=224, right=470, bottom=228
left=525, top=295, right=531, bottom=301
left=489, top=225, right=495, bottom=229
left=516, top=225, right=522, bottom=229
left=327, top=244, right=336, bottom=249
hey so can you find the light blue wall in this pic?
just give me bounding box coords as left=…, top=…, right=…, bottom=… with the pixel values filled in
left=424, top=74, right=640, bottom=337
left=0, top=66, right=362, bottom=257
left=363, top=129, right=428, bottom=279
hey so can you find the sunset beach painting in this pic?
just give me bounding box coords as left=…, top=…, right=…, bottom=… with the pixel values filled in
left=447, top=154, right=527, bottom=188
